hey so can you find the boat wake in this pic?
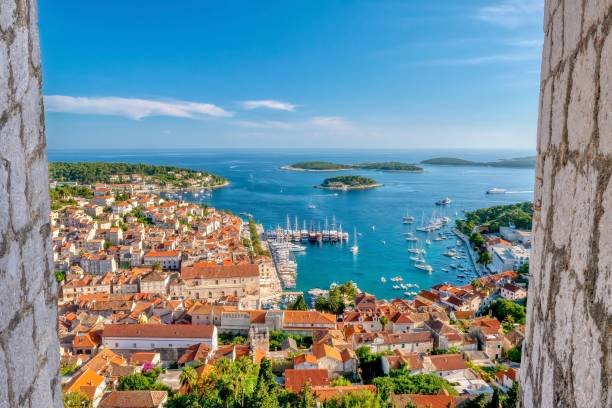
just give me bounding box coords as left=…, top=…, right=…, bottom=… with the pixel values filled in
left=505, top=190, right=534, bottom=194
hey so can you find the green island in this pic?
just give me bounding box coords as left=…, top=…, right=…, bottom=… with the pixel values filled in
left=49, top=162, right=228, bottom=189
left=421, top=156, right=536, bottom=168
left=317, top=175, right=381, bottom=190
left=284, top=161, right=423, bottom=172
left=456, top=201, right=533, bottom=234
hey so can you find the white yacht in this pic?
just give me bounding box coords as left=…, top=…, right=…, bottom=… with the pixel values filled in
left=350, top=227, right=359, bottom=254
left=415, top=262, right=433, bottom=272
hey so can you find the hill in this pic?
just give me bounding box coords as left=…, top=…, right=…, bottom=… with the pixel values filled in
left=422, top=156, right=536, bottom=168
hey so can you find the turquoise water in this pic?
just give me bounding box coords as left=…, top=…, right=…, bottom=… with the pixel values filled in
left=48, top=148, right=535, bottom=299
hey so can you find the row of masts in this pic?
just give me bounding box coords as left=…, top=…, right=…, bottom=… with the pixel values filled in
left=266, top=215, right=350, bottom=243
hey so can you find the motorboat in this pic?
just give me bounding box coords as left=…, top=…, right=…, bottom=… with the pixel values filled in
left=487, top=188, right=507, bottom=194
left=435, top=197, right=452, bottom=206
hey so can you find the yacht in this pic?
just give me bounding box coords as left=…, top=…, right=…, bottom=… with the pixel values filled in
left=435, top=197, right=452, bottom=206
left=405, top=232, right=418, bottom=242
left=409, top=254, right=424, bottom=262
left=415, top=262, right=433, bottom=272
left=288, top=243, right=306, bottom=252
left=487, top=188, right=507, bottom=194
left=350, top=227, right=359, bottom=254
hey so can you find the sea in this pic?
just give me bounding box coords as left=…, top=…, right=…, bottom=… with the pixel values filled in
left=48, top=148, right=535, bottom=300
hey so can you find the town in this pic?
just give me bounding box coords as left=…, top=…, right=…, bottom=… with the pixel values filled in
left=54, top=168, right=528, bottom=408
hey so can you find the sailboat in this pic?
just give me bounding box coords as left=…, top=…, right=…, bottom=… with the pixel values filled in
left=350, top=227, right=359, bottom=254
left=403, top=208, right=415, bottom=224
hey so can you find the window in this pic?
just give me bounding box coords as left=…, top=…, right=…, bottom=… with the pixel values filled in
left=169, top=344, right=173, bottom=347
left=151, top=343, right=155, bottom=348
left=115, top=343, right=119, bottom=348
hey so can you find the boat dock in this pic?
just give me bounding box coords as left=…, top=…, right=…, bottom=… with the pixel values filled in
left=268, top=240, right=298, bottom=289
left=266, top=215, right=349, bottom=244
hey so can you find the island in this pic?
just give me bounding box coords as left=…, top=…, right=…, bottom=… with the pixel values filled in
left=421, top=156, right=536, bottom=168
left=49, top=162, right=228, bottom=190
left=316, top=175, right=382, bottom=190
left=284, top=161, right=423, bottom=172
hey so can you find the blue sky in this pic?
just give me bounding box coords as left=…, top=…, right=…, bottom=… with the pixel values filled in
left=40, top=0, right=544, bottom=149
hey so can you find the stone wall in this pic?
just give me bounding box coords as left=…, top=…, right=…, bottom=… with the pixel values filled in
left=0, top=0, right=61, bottom=407
left=521, top=1, right=611, bottom=407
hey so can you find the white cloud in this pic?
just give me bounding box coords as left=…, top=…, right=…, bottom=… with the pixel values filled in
left=476, top=0, right=543, bottom=28
left=235, top=116, right=353, bottom=132
left=240, top=99, right=297, bottom=111
left=44, top=95, right=232, bottom=120
left=430, top=51, right=540, bottom=66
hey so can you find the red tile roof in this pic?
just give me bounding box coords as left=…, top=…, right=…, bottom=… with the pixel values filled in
left=181, top=263, right=259, bottom=279
left=284, top=369, right=330, bottom=392
left=103, top=324, right=214, bottom=339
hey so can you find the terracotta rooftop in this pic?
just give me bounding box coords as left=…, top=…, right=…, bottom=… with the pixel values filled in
left=103, top=323, right=215, bottom=339
left=181, top=263, right=259, bottom=279
left=99, top=390, right=168, bottom=408
left=284, top=369, right=330, bottom=392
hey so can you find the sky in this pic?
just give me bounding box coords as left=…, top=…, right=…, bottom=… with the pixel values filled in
left=39, top=0, right=544, bottom=150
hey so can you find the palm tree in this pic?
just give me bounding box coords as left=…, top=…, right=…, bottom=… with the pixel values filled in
left=180, top=365, right=199, bottom=392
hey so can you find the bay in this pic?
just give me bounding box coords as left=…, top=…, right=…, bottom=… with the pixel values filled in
left=48, top=148, right=535, bottom=300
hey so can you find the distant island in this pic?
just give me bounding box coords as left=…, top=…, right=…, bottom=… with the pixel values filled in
left=421, top=156, right=536, bottom=168
left=317, top=175, right=381, bottom=190
left=284, top=161, right=423, bottom=172
left=49, top=162, right=228, bottom=190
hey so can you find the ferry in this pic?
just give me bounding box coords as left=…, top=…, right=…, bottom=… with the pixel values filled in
left=486, top=188, right=507, bottom=194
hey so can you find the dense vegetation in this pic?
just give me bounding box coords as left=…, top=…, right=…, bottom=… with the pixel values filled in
left=319, top=176, right=379, bottom=189
left=49, top=184, right=93, bottom=210
left=314, top=281, right=358, bottom=316
left=372, top=367, right=458, bottom=399
left=287, top=294, right=308, bottom=310
left=49, top=162, right=227, bottom=188
left=289, top=161, right=422, bottom=172
left=484, top=299, right=527, bottom=326
left=167, top=357, right=384, bottom=408
left=356, top=347, right=393, bottom=383
left=421, top=156, right=536, bottom=168
left=116, top=367, right=171, bottom=392
left=269, top=330, right=312, bottom=351
left=289, top=161, right=352, bottom=170
left=248, top=219, right=270, bottom=257
left=456, top=202, right=533, bottom=234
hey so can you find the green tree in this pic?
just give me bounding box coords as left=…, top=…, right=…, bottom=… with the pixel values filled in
left=479, top=251, right=492, bottom=265
left=488, top=388, right=502, bottom=408
left=330, top=376, right=352, bottom=387
left=485, top=299, right=526, bottom=325
left=288, top=295, right=308, bottom=311
left=322, top=391, right=382, bottom=408
left=379, top=315, right=389, bottom=330
left=502, top=382, right=519, bottom=408
left=463, top=394, right=489, bottom=408
left=180, top=365, right=199, bottom=391
left=63, top=392, right=91, bottom=408
left=506, top=344, right=522, bottom=363
left=470, top=232, right=485, bottom=247
left=297, top=383, right=317, bottom=408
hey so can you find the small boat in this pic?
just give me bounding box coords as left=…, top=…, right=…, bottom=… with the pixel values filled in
left=487, top=188, right=507, bottom=194
left=409, top=255, right=424, bottom=262
left=371, top=225, right=376, bottom=231
left=442, top=268, right=449, bottom=272
left=425, top=239, right=432, bottom=245
left=351, top=228, right=359, bottom=254
left=435, top=197, right=452, bottom=206
left=381, top=240, right=386, bottom=245
left=393, top=285, right=400, bottom=289
left=308, top=203, right=317, bottom=209
left=380, top=277, right=387, bottom=283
